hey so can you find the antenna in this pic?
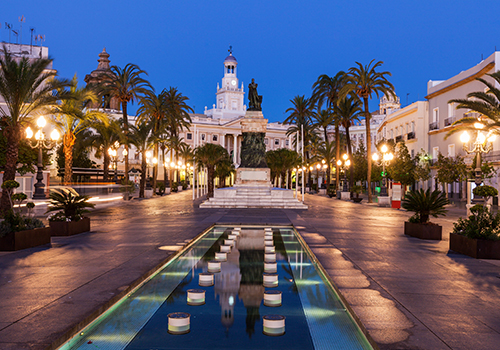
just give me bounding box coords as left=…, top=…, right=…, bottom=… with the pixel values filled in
left=19, top=16, right=25, bottom=45
left=12, top=30, right=18, bottom=44
left=5, top=23, right=12, bottom=43
left=30, top=27, right=35, bottom=54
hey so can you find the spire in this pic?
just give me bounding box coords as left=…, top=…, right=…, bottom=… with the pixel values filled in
left=97, top=47, right=111, bottom=70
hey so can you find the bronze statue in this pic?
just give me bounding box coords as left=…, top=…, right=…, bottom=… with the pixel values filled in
left=248, top=78, right=262, bottom=111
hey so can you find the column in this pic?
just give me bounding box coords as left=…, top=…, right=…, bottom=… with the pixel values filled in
left=233, top=135, right=237, bottom=164
left=221, top=134, right=225, bottom=150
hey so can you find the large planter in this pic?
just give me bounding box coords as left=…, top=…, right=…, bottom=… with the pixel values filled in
left=178, top=185, right=183, bottom=192
left=0, top=227, right=51, bottom=251
left=404, top=221, right=442, bottom=240
left=50, top=217, right=91, bottom=237
left=450, top=232, right=500, bottom=259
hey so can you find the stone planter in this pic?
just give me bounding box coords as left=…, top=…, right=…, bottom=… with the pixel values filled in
left=450, top=232, right=500, bottom=259
left=49, top=217, right=90, bottom=237
left=178, top=185, right=183, bottom=192
left=164, top=187, right=171, bottom=195
left=404, top=221, right=442, bottom=240
left=0, top=227, right=51, bottom=251
left=144, top=189, right=153, bottom=198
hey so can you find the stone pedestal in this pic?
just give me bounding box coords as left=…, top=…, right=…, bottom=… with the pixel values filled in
left=378, top=196, right=391, bottom=207
left=340, top=192, right=351, bottom=200
left=200, top=109, right=307, bottom=209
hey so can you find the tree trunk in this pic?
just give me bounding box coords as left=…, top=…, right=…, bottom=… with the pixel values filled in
left=335, top=124, right=340, bottom=190
left=346, top=125, right=354, bottom=191
left=139, top=151, right=147, bottom=198
left=207, top=166, right=215, bottom=198
left=103, top=153, right=110, bottom=181
left=122, top=101, right=129, bottom=183
left=63, top=132, right=75, bottom=185
left=162, top=146, right=168, bottom=187
left=152, top=143, right=158, bottom=193
left=364, top=97, right=372, bottom=203
left=0, top=126, right=20, bottom=214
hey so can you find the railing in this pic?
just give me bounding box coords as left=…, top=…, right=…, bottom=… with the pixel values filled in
left=407, top=131, right=415, bottom=140
left=429, top=121, right=439, bottom=131
left=444, top=116, right=455, bottom=127
left=395, top=135, right=403, bottom=143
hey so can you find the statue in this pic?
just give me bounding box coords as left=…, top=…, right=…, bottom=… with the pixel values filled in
left=248, top=78, right=262, bottom=111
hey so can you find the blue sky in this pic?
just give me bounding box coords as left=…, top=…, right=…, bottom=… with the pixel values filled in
left=3, top=0, right=500, bottom=122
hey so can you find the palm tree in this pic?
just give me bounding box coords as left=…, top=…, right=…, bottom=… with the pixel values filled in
left=0, top=47, right=71, bottom=213
left=340, top=60, right=395, bottom=202
left=128, top=122, right=155, bottom=198
left=336, top=95, right=362, bottom=189
left=314, top=141, right=335, bottom=188
left=194, top=143, right=231, bottom=198
left=163, top=87, right=193, bottom=137
left=447, top=71, right=500, bottom=136
left=167, top=134, right=188, bottom=186
left=51, top=75, right=109, bottom=184
left=284, top=95, right=316, bottom=187
left=136, top=89, right=167, bottom=192
left=311, top=72, right=345, bottom=188
left=89, top=119, right=122, bottom=181
left=98, top=63, right=151, bottom=182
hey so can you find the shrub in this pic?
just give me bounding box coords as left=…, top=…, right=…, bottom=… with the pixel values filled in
left=401, top=189, right=449, bottom=224
left=120, top=179, right=135, bottom=195
left=0, top=210, right=44, bottom=237
left=46, top=188, right=95, bottom=222
left=473, top=185, right=498, bottom=204
left=157, top=182, right=165, bottom=195
left=452, top=205, right=500, bottom=240
left=180, top=180, right=188, bottom=190
left=171, top=182, right=178, bottom=192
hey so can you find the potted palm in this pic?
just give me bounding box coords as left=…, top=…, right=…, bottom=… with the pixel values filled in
left=46, top=188, right=95, bottom=236
left=450, top=204, right=500, bottom=259
left=0, top=181, right=49, bottom=251
left=401, top=189, right=449, bottom=240
left=351, top=185, right=363, bottom=203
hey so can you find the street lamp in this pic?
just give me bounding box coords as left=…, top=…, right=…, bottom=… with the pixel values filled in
left=25, top=116, right=60, bottom=199
left=107, top=141, right=127, bottom=183
left=372, top=144, right=393, bottom=196
left=145, top=151, right=157, bottom=190
left=460, top=121, right=496, bottom=186
left=336, top=153, right=350, bottom=192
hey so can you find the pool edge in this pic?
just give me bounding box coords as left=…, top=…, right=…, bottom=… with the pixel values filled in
left=290, top=226, right=381, bottom=350
left=49, top=223, right=217, bottom=350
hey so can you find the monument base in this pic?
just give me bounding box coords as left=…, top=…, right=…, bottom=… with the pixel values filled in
left=200, top=168, right=307, bottom=209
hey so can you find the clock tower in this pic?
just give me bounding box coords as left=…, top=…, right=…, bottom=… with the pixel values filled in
left=205, top=47, right=246, bottom=120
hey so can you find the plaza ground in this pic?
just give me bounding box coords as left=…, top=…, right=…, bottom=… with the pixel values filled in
left=0, top=190, right=499, bottom=350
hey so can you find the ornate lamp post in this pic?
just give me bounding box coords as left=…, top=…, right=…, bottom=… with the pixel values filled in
left=107, top=141, right=128, bottom=183
left=336, top=153, right=350, bottom=192
left=145, top=151, right=157, bottom=190
left=25, top=116, right=60, bottom=199
left=372, top=144, right=393, bottom=196
left=460, top=122, right=496, bottom=186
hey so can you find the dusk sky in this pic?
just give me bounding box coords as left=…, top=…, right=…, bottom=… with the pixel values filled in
left=3, top=1, right=500, bottom=122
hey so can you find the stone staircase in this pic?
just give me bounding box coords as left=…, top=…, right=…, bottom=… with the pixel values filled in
left=200, top=185, right=308, bottom=209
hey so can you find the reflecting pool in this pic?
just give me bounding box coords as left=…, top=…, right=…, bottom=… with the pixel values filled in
left=59, top=226, right=373, bottom=350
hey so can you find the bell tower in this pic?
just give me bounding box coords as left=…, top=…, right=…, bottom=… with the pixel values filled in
left=205, top=47, right=245, bottom=120
left=84, top=48, right=120, bottom=110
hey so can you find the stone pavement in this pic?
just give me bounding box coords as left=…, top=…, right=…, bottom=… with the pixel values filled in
left=0, top=190, right=499, bottom=349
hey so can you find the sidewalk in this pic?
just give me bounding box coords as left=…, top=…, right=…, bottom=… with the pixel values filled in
left=0, top=191, right=499, bottom=349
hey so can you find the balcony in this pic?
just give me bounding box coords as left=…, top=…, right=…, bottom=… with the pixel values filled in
left=444, top=116, right=455, bottom=127
left=407, top=131, right=415, bottom=140
left=395, top=135, right=403, bottom=143
left=429, top=121, right=439, bottom=131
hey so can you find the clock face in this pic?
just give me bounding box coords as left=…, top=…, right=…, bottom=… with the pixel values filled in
left=231, top=79, right=237, bottom=86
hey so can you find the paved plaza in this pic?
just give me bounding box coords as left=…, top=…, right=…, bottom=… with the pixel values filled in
left=1, top=190, right=499, bottom=349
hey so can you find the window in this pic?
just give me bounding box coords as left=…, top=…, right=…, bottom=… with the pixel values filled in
left=201, top=133, right=206, bottom=141
left=212, top=135, right=218, bottom=142
left=448, top=144, right=455, bottom=157
left=264, top=138, right=269, bottom=145
left=285, top=139, right=289, bottom=146
left=448, top=103, right=455, bottom=118
left=405, top=123, right=409, bottom=134
left=390, top=129, right=394, bottom=139
left=411, top=149, right=415, bottom=158
left=186, top=133, right=192, bottom=140
left=411, top=121, right=415, bottom=132
left=433, top=108, right=439, bottom=123
left=383, top=127, right=386, bottom=138
left=433, top=147, right=439, bottom=161
left=274, top=139, right=280, bottom=146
